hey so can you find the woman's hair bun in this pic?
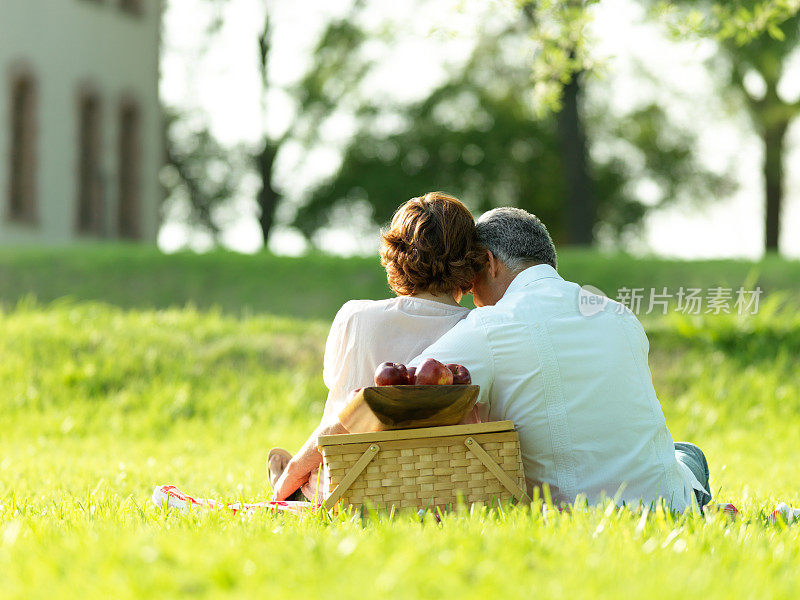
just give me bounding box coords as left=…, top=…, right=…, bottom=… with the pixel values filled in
left=379, top=192, right=487, bottom=297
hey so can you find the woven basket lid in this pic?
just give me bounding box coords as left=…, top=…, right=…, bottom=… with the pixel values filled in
left=319, top=420, right=516, bottom=447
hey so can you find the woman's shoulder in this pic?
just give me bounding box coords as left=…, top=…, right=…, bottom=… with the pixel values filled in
left=333, top=297, right=401, bottom=323
left=334, top=296, right=469, bottom=326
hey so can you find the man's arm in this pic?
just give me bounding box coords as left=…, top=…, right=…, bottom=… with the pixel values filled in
left=408, top=313, right=495, bottom=416
left=270, top=420, right=347, bottom=501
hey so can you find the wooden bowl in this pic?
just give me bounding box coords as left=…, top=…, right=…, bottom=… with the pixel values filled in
left=337, top=385, right=480, bottom=433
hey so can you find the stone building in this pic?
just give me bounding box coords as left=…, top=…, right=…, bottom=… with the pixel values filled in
left=0, top=0, right=161, bottom=243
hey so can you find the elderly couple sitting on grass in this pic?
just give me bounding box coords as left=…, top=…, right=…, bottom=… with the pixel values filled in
left=269, top=192, right=711, bottom=513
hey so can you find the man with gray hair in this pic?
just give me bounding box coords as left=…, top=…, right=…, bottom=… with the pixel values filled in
left=409, top=207, right=711, bottom=512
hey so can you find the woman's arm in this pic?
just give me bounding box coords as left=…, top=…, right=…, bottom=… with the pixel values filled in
left=271, top=304, right=362, bottom=501
left=270, top=420, right=347, bottom=501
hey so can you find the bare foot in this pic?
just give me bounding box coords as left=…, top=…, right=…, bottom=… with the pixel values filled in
left=267, top=448, right=293, bottom=488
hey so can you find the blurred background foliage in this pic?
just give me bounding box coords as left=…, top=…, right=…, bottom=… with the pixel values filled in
left=651, top=2, right=800, bottom=251
left=162, top=0, right=799, bottom=252
left=293, top=27, right=734, bottom=247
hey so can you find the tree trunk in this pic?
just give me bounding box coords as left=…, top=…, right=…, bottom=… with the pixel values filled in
left=256, top=140, right=280, bottom=246
left=762, top=122, right=787, bottom=253
left=557, top=70, right=595, bottom=245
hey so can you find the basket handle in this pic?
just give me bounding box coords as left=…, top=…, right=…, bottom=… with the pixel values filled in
left=322, top=443, right=381, bottom=510
left=465, top=437, right=530, bottom=502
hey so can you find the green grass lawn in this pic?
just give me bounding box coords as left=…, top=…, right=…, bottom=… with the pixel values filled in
left=1, top=248, right=799, bottom=598
left=1, top=245, right=798, bottom=318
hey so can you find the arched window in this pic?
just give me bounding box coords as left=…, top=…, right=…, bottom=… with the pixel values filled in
left=7, top=73, right=37, bottom=223
left=118, top=100, right=141, bottom=239
left=76, top=90, right=104, bottom=235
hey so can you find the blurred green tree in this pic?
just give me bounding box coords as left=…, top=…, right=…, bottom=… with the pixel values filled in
left=164, top=1, right=371, bottom=246
left=519, top=1, right=598, bottom=244
left=254, top=4, right=371, bottom=245
left=161, top=110, right=249, bottom=244
left=168, top=0, right=795, bottom=250
left=652, top=2, right=800, bottom=252
left=161, top=1, right=250, bottom=244
left=514, top=0, right=800, bottom=107
left=294, top=17, right=732, bottom=247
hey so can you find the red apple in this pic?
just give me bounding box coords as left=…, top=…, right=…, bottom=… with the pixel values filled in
left=406, top=366, right=417, bottom=385
left=374, top=362, right=409, bottom=386
left=446, top=364, right=471, bottom=385
left=415, top=358, right=453, bottom=385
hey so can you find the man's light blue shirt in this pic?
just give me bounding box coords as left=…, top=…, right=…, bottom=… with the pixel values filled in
left=411, top=264, right=705, bottom=511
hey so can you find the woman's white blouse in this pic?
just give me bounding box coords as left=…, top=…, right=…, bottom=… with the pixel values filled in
left=321, top=296, right=469, bottom=425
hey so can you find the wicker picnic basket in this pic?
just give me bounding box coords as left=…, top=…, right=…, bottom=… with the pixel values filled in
left=319, top=420, right=528, bottom=511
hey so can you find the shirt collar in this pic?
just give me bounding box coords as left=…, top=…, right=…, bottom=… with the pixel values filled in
left=504, top=263, right=562, bottom=296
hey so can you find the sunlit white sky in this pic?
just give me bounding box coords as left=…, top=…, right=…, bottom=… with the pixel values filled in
left=159, top=0, right=800, bottom=259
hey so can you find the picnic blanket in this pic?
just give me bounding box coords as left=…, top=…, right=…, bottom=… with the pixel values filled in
left=151, top=484, right=318, bottom=515
left=769, top=502, right=800, bottom=524
left=152, top=484, right=799, bottom=524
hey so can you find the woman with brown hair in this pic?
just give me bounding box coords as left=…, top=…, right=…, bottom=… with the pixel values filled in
left=270, top=191, right=486, bottom=501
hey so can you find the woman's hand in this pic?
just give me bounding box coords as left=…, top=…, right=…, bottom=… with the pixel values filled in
left=270, top=420, right=347, bottom=502
left=271, top=452, right=321, bottom=501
